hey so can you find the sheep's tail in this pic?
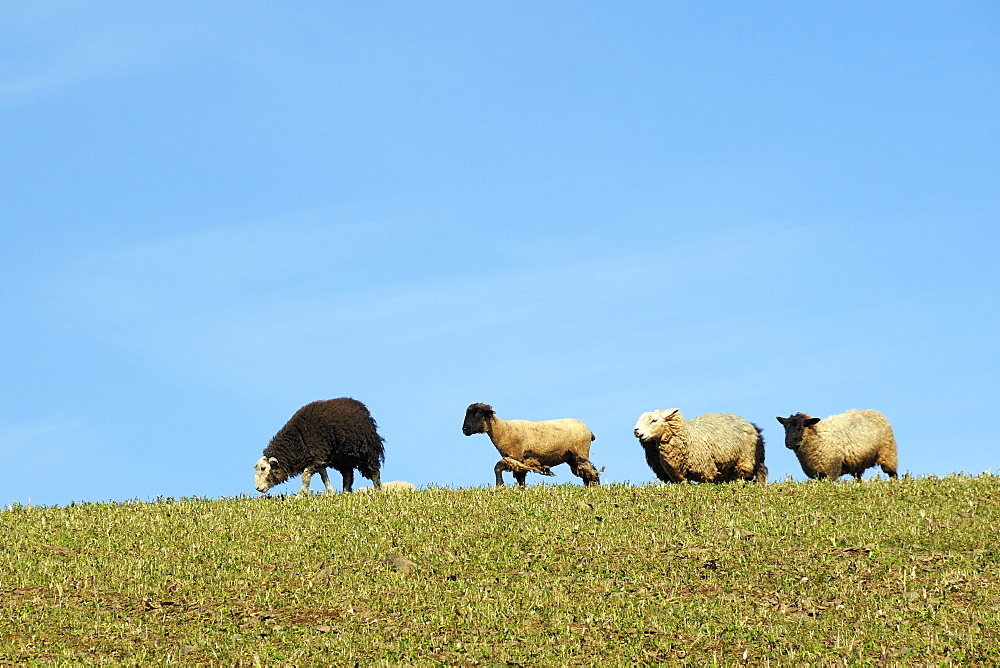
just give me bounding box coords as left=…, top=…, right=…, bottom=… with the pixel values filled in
left=368, top=416, right=387, bottom=464
left=877, top=428, right=899, bottom=478
left=751, top=423, right=768, bottom=483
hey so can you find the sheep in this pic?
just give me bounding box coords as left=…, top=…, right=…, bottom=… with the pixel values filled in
left=776, top=410, right=898, bottom=480
left=633, top=409, right=767, bottom=483
left=461, top=403, right=601, bottom=487
left=355, top=481, right=417, bottom=493
left=254, top=397, right=384, bottom=495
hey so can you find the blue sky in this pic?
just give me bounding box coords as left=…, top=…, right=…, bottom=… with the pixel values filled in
left=2, top=2, right=997, bottom=506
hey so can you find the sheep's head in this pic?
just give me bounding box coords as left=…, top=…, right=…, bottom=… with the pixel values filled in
left=254, top=456, right=287, bottom=492
left=633, top=409, right=682, bottom=442
left=776, top=413, right=821, bottom=450
left=462, top=403, right=495, bottom=436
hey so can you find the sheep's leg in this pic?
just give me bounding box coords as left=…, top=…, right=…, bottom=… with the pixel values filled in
left=569, top=455, right=601, bottom=486
left=577, top=460, right=601, bottom=486
left=370, top=470, right=382, bottom=489
left=753, top=464, right=769, bottom=484
left=493, top=460, right=511, bottom=487
left=299, top=468, right=314, bottom=495
left=496, top=457, right=550, bottom=486
left=341, top=468, right=355, bottom=493
left=733, top=460, right=756, bottom=482
left=316, top=467, right=336, bottom=495
left=878, top=456, right=898, bottom=478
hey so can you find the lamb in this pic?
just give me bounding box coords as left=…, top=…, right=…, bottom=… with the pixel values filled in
left=776, top=410, right=898, bottom=480
left=355, top=481, right=417, bottom=493
left=633, top=409, right=767, bottom=483
left=254, top=397, right=384, bottom=495
left=461, top=403, right=601, bottom=486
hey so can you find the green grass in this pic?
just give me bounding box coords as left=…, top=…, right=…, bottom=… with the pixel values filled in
left=2, top=475, right=998, bottom=665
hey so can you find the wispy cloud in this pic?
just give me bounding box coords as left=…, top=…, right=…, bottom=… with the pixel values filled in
left=0, top=4, right=230, bottom=106
left=0, top=416, right=93, bottom=487
left=51, top=213, right=792, bottom=407
left=0, top=31, right=145, bottom=105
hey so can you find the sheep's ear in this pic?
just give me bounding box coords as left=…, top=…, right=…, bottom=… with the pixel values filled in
left=776, top=416, right=787, bottom=425
left=664, top=409, right=680, bottom=418
left=804, top=417, right=821, bottom=427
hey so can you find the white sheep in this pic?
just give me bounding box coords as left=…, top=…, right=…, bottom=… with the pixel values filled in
left=776, top=410, right=898, bottom=480
left=633, top=409, right=767, bottom=483
left=355, top=481, right=417, bottom=493
left=462, top=403, right=601, bottom=486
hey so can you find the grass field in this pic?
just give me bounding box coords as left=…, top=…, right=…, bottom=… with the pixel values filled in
left=1, top=475, right=998, bottom=665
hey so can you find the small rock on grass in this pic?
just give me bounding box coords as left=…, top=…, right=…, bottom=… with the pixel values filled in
left=384, top=553, right=419, bottom=574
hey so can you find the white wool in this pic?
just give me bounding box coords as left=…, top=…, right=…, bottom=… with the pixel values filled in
left=355, top=480, right=416, bottom=493
left=633, top=408, right=766, bottom=484
left=778, top=409, right=898, bottom=480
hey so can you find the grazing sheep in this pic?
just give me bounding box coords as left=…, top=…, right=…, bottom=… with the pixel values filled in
left=355, top=481, right=417, bottom=493
left=776, top=410, right=898, bottom=480
left=254, top=397, right=384, bottom=495
left=462, top=403, right=601, bottom=487
left=633, top=409, right=767, bottom=483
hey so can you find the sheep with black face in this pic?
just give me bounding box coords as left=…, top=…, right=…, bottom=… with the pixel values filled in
left=254, top=397, right=385, bottom=495
left=776, top=410, right=898, bottom=480
left=462, top=403, right=601, bottom=487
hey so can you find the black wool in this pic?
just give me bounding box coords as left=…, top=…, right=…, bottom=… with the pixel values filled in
left=263, top=397, right=385, bottom=487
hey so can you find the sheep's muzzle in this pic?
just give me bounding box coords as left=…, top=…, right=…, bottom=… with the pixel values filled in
left=462, top=421, right=484, bottom=436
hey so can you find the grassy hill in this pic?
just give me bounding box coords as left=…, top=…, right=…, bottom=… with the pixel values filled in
left=2, top=475, right=998, bottom=665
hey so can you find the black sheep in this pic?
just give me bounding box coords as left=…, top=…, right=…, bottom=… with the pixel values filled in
left=254, top=398, right=385, bottom=494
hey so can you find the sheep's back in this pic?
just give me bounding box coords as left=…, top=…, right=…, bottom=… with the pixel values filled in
left=650, top=412, right=758, bottom=482
left=307, top=399, right=385, bottom=462
left=268, top=399, right=384, bottom=471
left=504, top=418, right=593, bottom=461
left=685, top=413, right=760, bottom=459
left=812, top=410, right=894, bottom=460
